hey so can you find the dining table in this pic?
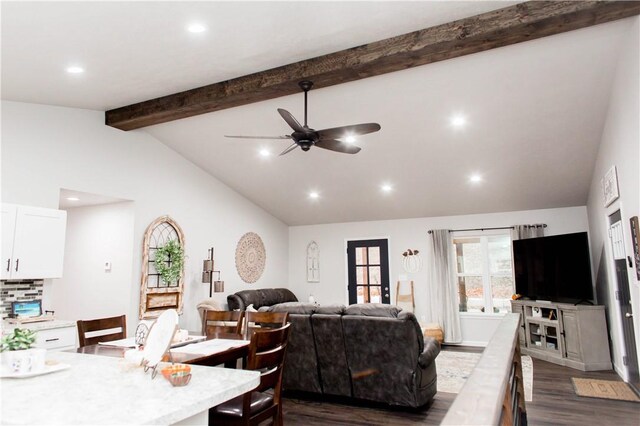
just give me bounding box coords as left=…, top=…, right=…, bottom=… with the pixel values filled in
left=0, top=335, right=258, bottom=425
left=76, top=334, right=249, bottom=368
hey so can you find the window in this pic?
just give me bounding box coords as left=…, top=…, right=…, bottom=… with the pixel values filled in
left=453, top=233, right=514, bottom=314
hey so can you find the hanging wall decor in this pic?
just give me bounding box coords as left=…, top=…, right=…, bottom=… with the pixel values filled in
left=307, top=241, right=320, bottom=282
left=139, top=216, right=185, bottom=319
left=402, top=249, right=423, bottom=273
left=235, top=232, right=266, bottom=283
left=601, top=166, right=620, bottom=207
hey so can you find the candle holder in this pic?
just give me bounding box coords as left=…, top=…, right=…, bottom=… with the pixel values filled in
left=202, top=248, right=224, bottom=297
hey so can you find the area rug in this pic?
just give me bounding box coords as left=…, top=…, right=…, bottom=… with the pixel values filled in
left=571, top=378, right=640, bottom=402
left=435, top=351, right=533, bottom=401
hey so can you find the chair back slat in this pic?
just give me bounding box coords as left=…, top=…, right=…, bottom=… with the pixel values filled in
left=77, top=315, right=126, bottom=348
left=202, top=310, right=244, bottom=338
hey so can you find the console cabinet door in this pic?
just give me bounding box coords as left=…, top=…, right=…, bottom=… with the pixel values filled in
left=1, top=204, right=18, bottom=280
left=561, top=309, right=582, bottom=361
left=9, top=206, right=67, bottom=279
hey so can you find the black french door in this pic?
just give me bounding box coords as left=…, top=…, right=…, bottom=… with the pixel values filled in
left=347, top=239, right=390, bottom=305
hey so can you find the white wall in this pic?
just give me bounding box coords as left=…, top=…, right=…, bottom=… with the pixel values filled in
left=586, top=17, right=640, bottom=380
left=1, top=101, right=289, bottom=333
left=289, top=206, right=589, bottom=345
left=54, top=202, right=135, bottom=330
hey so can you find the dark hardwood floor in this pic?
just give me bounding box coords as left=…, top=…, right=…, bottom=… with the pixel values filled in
left=282, top=347, right=640, bottom=425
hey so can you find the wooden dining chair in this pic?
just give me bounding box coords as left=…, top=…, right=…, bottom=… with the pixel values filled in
left=76, top=314, right=126, bottom=347
left=202, top=310, right=244, bottom=339
left=209, top=323, right=291, bottom=426
left=245, top=311, right=289, bottom=328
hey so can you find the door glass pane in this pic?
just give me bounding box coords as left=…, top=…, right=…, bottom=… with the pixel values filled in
left=357, top=286, right=369, bottom=303
left=491, top=276, right=514, bottom=313
left=454, top=238, right=482, bottom=274
left=355, top=247, right=368, bottom=265
left=369, top=266, right=381, bottom=285
left=368, top=247, right=380, bottom=265
left=458, top=275, right=484, bottom=312
left=356, top=267, right=368, bottom=284
left=370, top=286, right=381, bottom=303
left=488, top=236, right=512, bottom=274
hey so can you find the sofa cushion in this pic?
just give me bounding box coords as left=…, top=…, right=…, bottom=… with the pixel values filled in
left=265, top=302, right=317, bottom=315
left=282, top=313, right=322, bottom=393
left=311, top=313, right=351, bottom=397
left=314, top=305, right=345, bottom=315
left=344, top=303, right=401, bottom=318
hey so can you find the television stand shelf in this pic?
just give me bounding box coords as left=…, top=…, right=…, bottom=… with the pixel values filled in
left=511, top=300, right=611, bottom=371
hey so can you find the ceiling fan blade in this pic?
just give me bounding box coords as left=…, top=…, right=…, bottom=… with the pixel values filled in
left=315, top=139, right=361, bottom=154
left=224, top=135, right=291, bottom=140
left=279, top=142, right=299, bottom=156
left=317, top=123, right=381, bottom=139
left=277, top=109, right=305, bottom=133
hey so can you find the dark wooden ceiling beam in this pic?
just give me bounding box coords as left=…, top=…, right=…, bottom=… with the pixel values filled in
left=106, top=1, right=640, bottom=130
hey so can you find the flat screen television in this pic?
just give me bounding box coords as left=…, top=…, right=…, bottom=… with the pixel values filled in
left=513, top=232, right=594, bottom=303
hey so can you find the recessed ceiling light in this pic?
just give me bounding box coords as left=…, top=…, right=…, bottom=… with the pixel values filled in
left=309, top=191, right=320, bottom=200
left=66, top=66, right=84, bottom=74
left=187, top=23, right=207, bottom=33
left=450, top=114, right=467, bottom=128
left=469, top=174, right=483, bottom=184
left=259, top=148, right=271, bottom=158
left=66, top=197, right=80, bottom=201
left=345, top=135, right=356, bottom=144
left=381, top=183, right=393, bottom=193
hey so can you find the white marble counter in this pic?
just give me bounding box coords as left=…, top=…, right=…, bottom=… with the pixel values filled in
left=0, top=351, right=260, bottom=425
left=2, top=319, right=76, bottom=332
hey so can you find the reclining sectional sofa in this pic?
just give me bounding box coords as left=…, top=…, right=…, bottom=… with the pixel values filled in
left=227, top=288, right=440, bottom=408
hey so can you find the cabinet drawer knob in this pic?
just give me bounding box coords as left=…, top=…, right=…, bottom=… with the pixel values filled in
left=45, top=338, right=60, bottom=342
left=5, top=259, right=9, bottom=272
left=15, top=259, right=19, bottom=272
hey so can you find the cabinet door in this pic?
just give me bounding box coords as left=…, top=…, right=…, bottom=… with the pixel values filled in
left=1, top=204, right=18, bottom=279
left=11, top=207, right=67, bottom=279
left=561, top=310, right=582, bottom=360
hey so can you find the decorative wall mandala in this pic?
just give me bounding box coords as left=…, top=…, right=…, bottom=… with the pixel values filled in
left=235, top=232, right=266, bottom=283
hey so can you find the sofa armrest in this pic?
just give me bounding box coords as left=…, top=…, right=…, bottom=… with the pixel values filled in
left=418, top=337, right=441, bottom=368
left=227, top=294, right=245, bottom=311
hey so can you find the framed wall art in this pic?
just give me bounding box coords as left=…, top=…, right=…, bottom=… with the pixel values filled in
left=235, top=232, right=266, bottom=284
left=601, top=166, right=620, bottom=207
left=307, top=241, right=319, bottom=282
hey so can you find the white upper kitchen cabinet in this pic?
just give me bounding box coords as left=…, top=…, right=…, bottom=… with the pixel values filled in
left=1, top=203, right=67, bottom=280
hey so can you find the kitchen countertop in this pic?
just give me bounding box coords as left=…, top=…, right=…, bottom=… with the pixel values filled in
left=0, top=351, right=260, bottom=425
left=2, top=318, right=76, bottom=332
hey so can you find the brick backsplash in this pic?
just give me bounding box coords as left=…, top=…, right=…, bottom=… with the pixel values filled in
left=0, top=280, right=44, bottom=318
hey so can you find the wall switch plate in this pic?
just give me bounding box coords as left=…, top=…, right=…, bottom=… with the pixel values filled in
left=104, top=261, right=112, bottom=272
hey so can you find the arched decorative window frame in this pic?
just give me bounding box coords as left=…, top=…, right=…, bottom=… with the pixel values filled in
left=307, top=241, right=320, bottom=282
left=139, top=215, right=185, bottom=319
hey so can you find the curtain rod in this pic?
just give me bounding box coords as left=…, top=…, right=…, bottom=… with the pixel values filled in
left=427, top=224, right=547, bottom=234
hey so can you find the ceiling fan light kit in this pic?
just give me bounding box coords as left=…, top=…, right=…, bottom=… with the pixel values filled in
left=226, top=80, right=381, bottom=156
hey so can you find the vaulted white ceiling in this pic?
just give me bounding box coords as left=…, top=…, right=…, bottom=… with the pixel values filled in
left=1, top=2, right=633, bottom=225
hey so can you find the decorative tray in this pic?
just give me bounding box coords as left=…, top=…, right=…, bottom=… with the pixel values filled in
left=0, top=363, right=70, bottom=379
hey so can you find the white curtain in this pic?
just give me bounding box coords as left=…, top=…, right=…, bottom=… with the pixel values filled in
left=512, top=224, right=545, bottom=240
left=427, top=229, right=461, bottom=343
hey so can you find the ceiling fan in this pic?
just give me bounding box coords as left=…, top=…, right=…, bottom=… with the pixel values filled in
left=225, top=80, right=381, bottom=155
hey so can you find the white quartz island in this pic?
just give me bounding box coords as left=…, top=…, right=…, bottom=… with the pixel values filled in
left=1, top=351, right=260, bottom=425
